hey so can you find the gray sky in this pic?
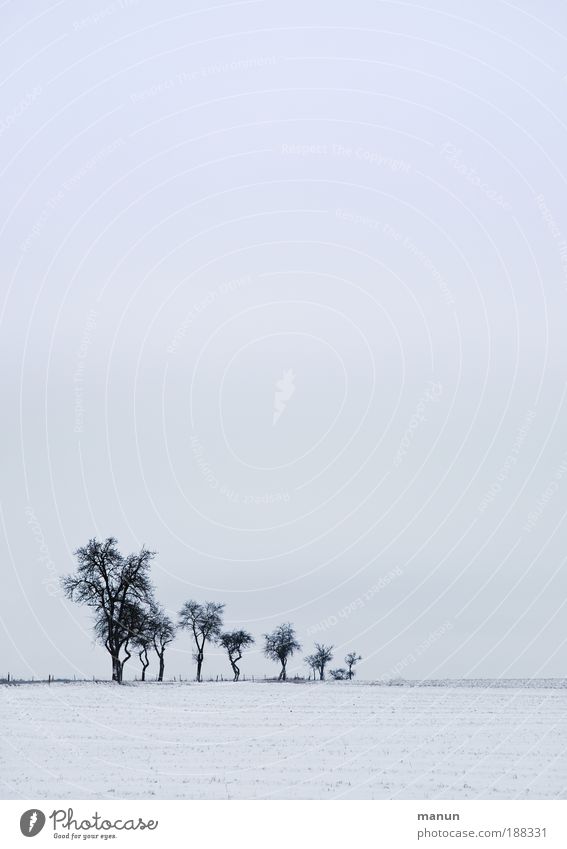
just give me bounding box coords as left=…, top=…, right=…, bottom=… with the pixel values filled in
left=1, top=0, right=567, bottom=681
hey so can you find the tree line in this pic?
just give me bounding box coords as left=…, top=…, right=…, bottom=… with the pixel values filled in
left=61, top=538, right=361, bottom=684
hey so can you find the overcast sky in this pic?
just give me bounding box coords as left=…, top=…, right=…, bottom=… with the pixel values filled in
left=1, top=0, right=567, bottom=682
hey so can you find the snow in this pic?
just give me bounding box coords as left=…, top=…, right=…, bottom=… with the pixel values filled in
left=2, top=681, right=566, bottom=799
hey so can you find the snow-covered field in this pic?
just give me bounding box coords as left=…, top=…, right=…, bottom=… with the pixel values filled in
left=2, top=681, right=566, bottom=800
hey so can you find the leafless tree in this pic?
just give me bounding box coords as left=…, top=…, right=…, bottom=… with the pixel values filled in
left=130, top=605, right=154, bottom=682
left=345, top=652, right=362, bottom=679
left=263, top=623, right=301, bottom=681
left=147, top=604, right=175, bottom=682
left=304, top=654, right=318, bottom=680
left=178, top=600, right=224, bottom=682
left=219, top=630, right=254, bottom=681
left=329, top=668, right=348, bottom=680
left=93, top=597, right=148, bottom=682
left=61, top=537, right=155, bottom=683
left=109, top=599, right=176, bottom=683
left=137, top=643, right=151, bottom=680
left=311, top=643, right=334, bottom=680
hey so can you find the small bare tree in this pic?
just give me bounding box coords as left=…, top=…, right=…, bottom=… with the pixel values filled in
left=100, top=597, right=175, bottom=684
left=329, top=668, right=348, bottom=680
left=345, top=652, right=362, bottom=680
left=219, top=630, right=254, bottom=681
left=304, top=654, right=318, bottom=680
left=93, top=598, right=147, bottom=682
left=263, top=623, right=301, bottom=681
left=129, top=604, right=154, bottom=681
left=137, top=642, right=151, bottom=680
left=147, top=604, right=175, bottom=682
left=312, top=643, right=334, bottom=680
left=178, top=600, right=224, bottom=682
left=61, top=537, right=155, bottom=683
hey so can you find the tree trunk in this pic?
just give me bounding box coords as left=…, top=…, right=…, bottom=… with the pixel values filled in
left=139, top=649, right=149, bottom=682
left=196, top=650, right=203, bottom=682
left=110, top=637, right=123, bottom=683
left=280, top=659, right=287, bottom=681
left=158, top=652, right=165, bottom=682
left=319, top=667, right=324, bottom=681
left=111, top=654, right=121, bottom=682
left=231, top=652, right=241, bottom=682
left=118, top=643, right=131, bottom=683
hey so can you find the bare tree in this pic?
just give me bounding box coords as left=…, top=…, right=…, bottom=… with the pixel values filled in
left=311, top=643, right=334, bottom=680
left=147, top=604, right=175, bottom=682
left=93, top=598, right=148, bottom=682
left=116, top=599, right=176, bottom=683
left=178, top=600, right=224, bottom=682
left=123, top=601, right=176, bottom=682
left=304, top=654, right=318, bottom=680
left=130, top=605, right=154, bottom=682
left=137, top=642, right=151, bottom=680
left=263, top=623, right=301, bottom=681
left=345, top=652, right=362, bottom=680
left=61, top=537, right=155, bottom=683
left=219, top=630, right=254, bottom=681
left=329, top=668, right=348, bottom=680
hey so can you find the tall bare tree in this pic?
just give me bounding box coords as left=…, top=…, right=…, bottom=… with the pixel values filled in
left=61, top=537, right=154, bottom=683
left=263, top=623, right=301, bottom=681
left=178, top=600, right=224, bottom=682
left=219, top=629, right=254, bottom=681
